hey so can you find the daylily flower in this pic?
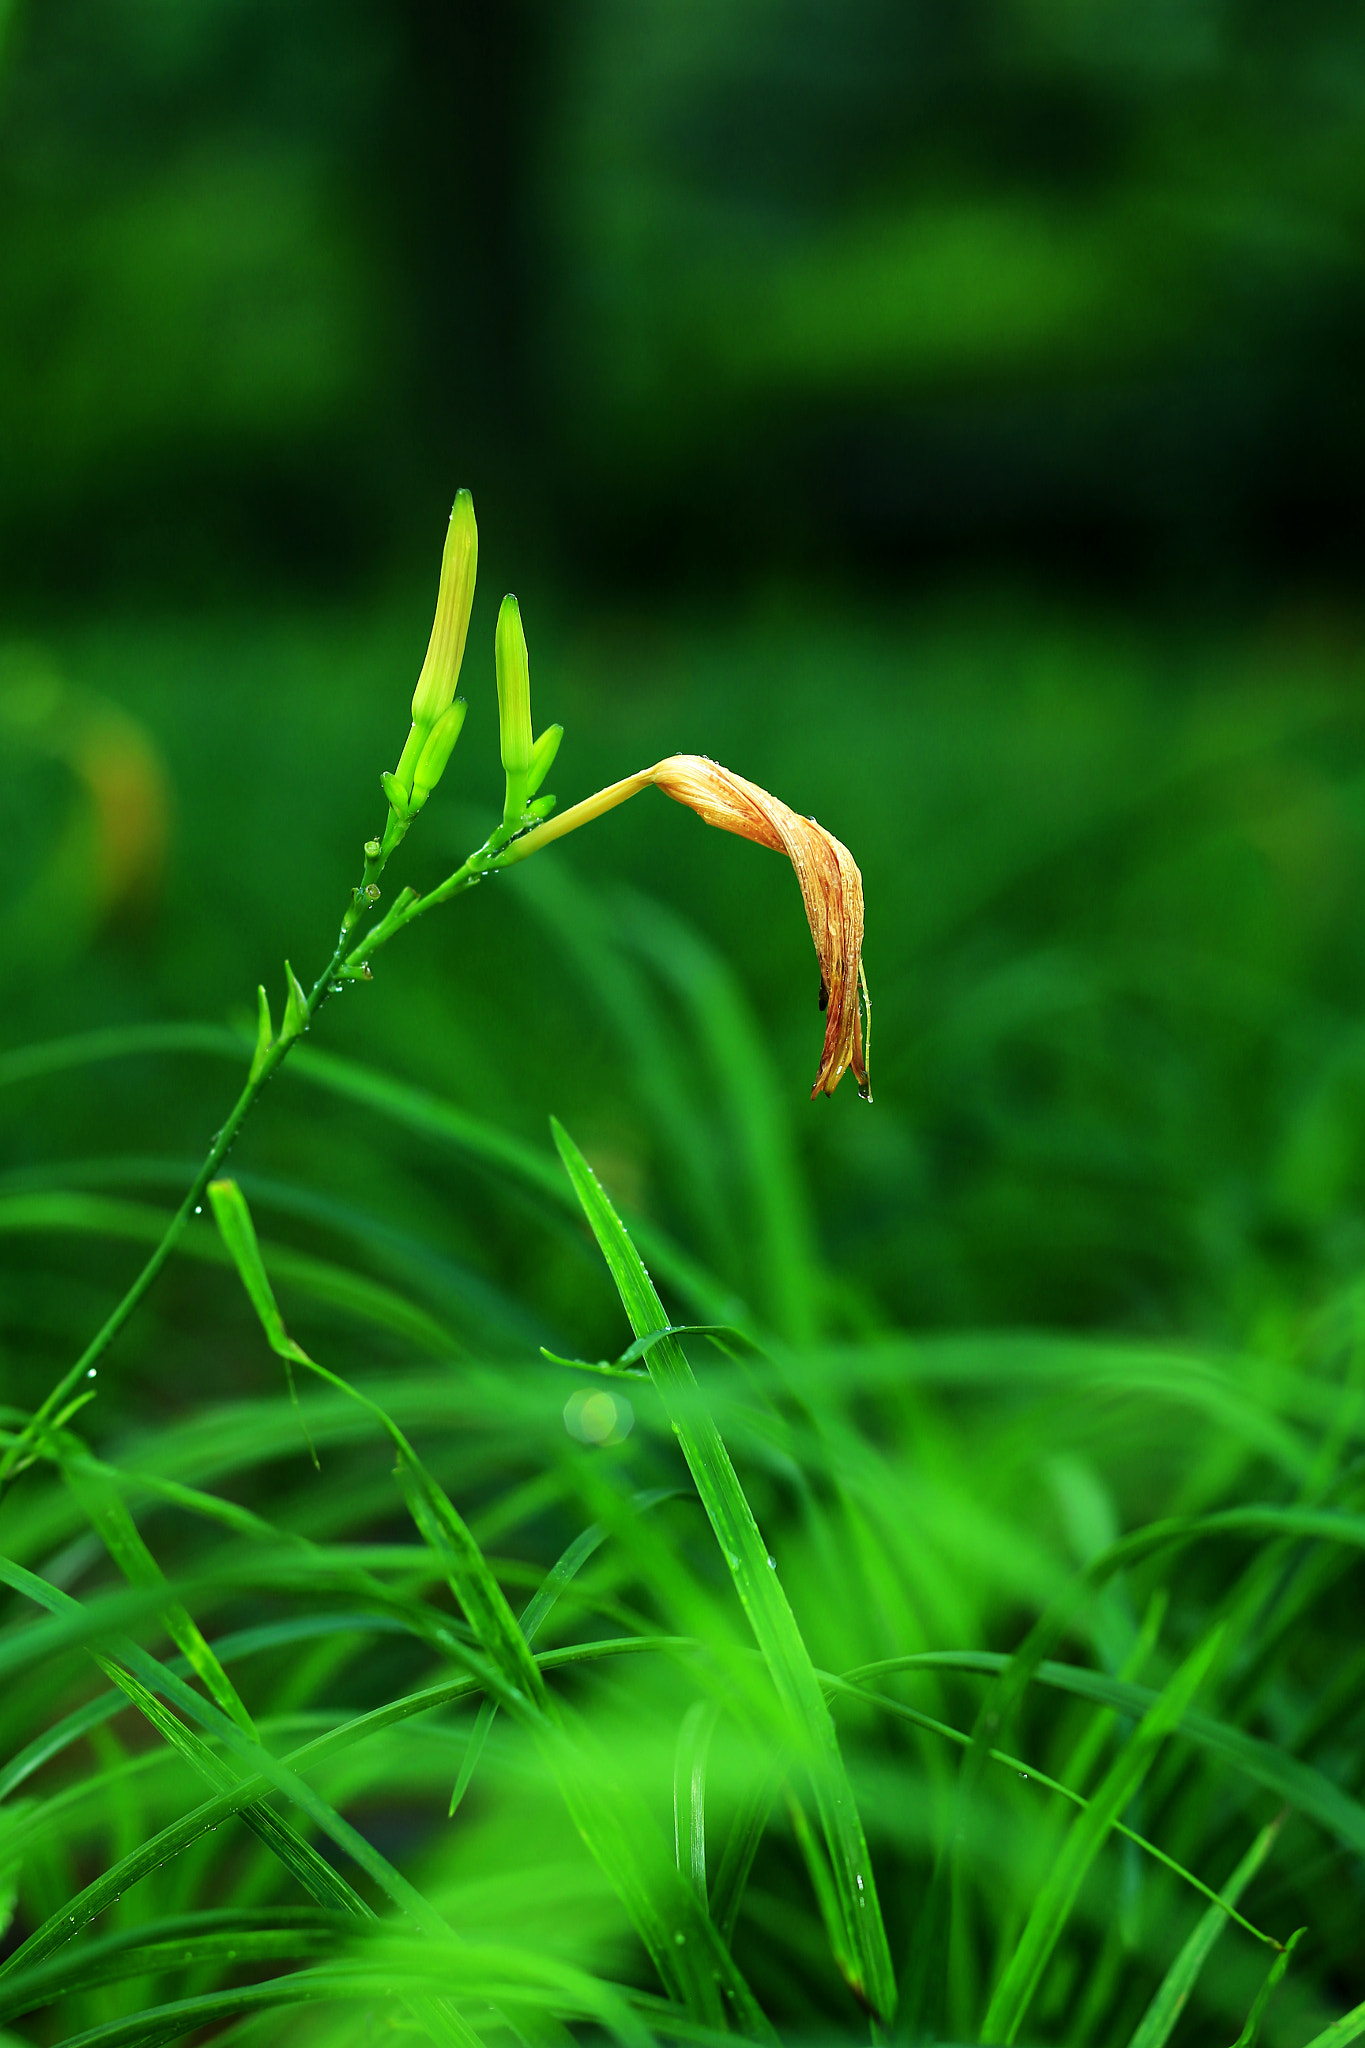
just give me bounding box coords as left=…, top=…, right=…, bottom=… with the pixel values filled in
left=501, top=753, right=871, bottom=1100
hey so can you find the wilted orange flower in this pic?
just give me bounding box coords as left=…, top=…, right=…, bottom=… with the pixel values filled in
left=503, top=753, right=870, bottom=1100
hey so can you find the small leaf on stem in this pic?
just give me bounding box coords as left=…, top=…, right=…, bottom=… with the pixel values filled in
left=248, top=984, right=274, bottom=1082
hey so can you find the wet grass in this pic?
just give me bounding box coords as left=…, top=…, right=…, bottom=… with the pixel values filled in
left=5, top=592, right=1365, bottom=2044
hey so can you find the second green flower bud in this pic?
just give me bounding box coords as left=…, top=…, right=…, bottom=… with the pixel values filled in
left=409, top=699, right=467, bottom=813
left=496, top=593, right=533, bottom=826
left=527, top=722, right=563, bottom=797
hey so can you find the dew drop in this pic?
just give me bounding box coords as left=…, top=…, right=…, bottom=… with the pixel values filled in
left=86, top=1367, right=97, bottom=1378
left=194, top=1205, right=202, bottom=1215
left=766, top=1555, right=777, bottom=1569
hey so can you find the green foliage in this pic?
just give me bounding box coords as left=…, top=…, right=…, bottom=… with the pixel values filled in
left=7, top=583, right=1365, bottom=2043
left=7, top=2, right=1365, bottom=2041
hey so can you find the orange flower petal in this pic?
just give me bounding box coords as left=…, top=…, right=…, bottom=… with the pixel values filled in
left=646, top=757, right=869, bottom=1099
left=504, top=752, right=871, bottom=1100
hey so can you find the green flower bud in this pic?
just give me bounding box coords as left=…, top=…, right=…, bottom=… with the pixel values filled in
left=527, top=722, right=563, bottom=797
left=409, top=699, right=467, bottom=812
left=496, top=593, right=532, bottom=825
left=411, top=491, right=478, bottom=732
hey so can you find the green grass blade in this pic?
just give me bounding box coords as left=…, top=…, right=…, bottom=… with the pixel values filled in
left=621, top=892, right=821, bottom=1344
left=673, top=1701, right=717, bottom=1905
left=204, top=1177, right=312, bottom=1367
left=0, top=1636, right=690, bottom=1981
left=390, top=1434, right=769, bottom=2034
left=710, top=1763, right=781, bottom=1947
left=0, top=1563, right=477, bottom=2048
left=0, top=1913, right=344, bottom=2025
left=0, top=1022, right=245, bottom=1089
left=551, top=1116, right=896, bottom=2021
left=0, top=1189, right=461, bottom=1357
left=1227, top=1926, right=1305, bottom=2048
left=208, top=1178, right=770, bottom=2036
left=20, top=1941, right=658, bottom=2048
left=0, top=1021, right=738, bottom=1324
left=1299, top=1996, right=1365, bottom=2048
left=450, top=1509, right=633, bottom=1815
left=63, top=1457, right=256, bottom=1735
left=831, top=1675, right=1276, bottom=1943
left=287, top=1043, right=743, bottom=1325
left=1125, top=1817, right=1283, bottom=2048
left=852, top=1647, right=1365, bottom=1860
left=0, top=1557, right=448, bottom=1937
left=980, top=1623, right=1227, bottom=2044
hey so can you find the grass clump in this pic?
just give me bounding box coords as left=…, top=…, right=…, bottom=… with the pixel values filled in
left=2, top=507, right=1365, bottom=2048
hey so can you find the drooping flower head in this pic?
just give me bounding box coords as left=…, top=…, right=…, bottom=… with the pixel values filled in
left=502, top=753, right=870, bottom=1100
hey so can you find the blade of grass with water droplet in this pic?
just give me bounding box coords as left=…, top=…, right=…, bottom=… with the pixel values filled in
left=551, top=1116, right=896, bottom=2022
left=208, top=1176, right=771, bottom=2037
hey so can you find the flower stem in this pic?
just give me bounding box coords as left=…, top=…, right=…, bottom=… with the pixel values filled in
left=6, top=783, right=612, bottom=1489
left=0, top=921, right=357, bottom=1486
left=0, top=813, right=501, bottom=1488
left=337, top=831, right=519, bottom=974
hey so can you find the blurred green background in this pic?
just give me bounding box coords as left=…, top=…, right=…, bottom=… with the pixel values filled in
left=4, top=0, right=1365, bottom=1399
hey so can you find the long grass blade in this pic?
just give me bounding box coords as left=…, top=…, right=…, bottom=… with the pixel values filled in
left=0, top=1190, right=461, bottom=1356
left=0, top=1635, right=690, bottom=1980
left=208, top=1175, right=773, bottom=2037
left=63, top=1456, right=256, bottom=1735
left=710, top=1763, right=782, bottom=1947
left=1227, top=1926, right=1305, bottom=2048
left=0, top=1912, right=345, bottom=2025
left=673, top=1701, right=718, bottom=1904
left=1124, top=1816, right=1283, bottom=2048
left=551, top=1117, right=896, bottom=2021
left=1299, top=1997, right=1365, bottom=2048
left=852, top=1647, right=1365, bottom=1860
left=980, top=1623, right=1227, bottom=2043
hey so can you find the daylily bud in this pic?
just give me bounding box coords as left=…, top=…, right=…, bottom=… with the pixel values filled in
left=411, top=492, right=478, bottom=731
left=496, top=593, right=533, bottom=825
left=409, top=699, right=467, bottom=812
left=527, top=722, right=563, bottom=797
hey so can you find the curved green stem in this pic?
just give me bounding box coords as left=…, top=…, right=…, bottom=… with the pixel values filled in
left=1, top=813, right=504, bottom=1489
left=5, top=783, right=560, bottom=1493
left=0, top=924, right=354, bottom=1487
left=337, top=825, right=529, bottom=975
